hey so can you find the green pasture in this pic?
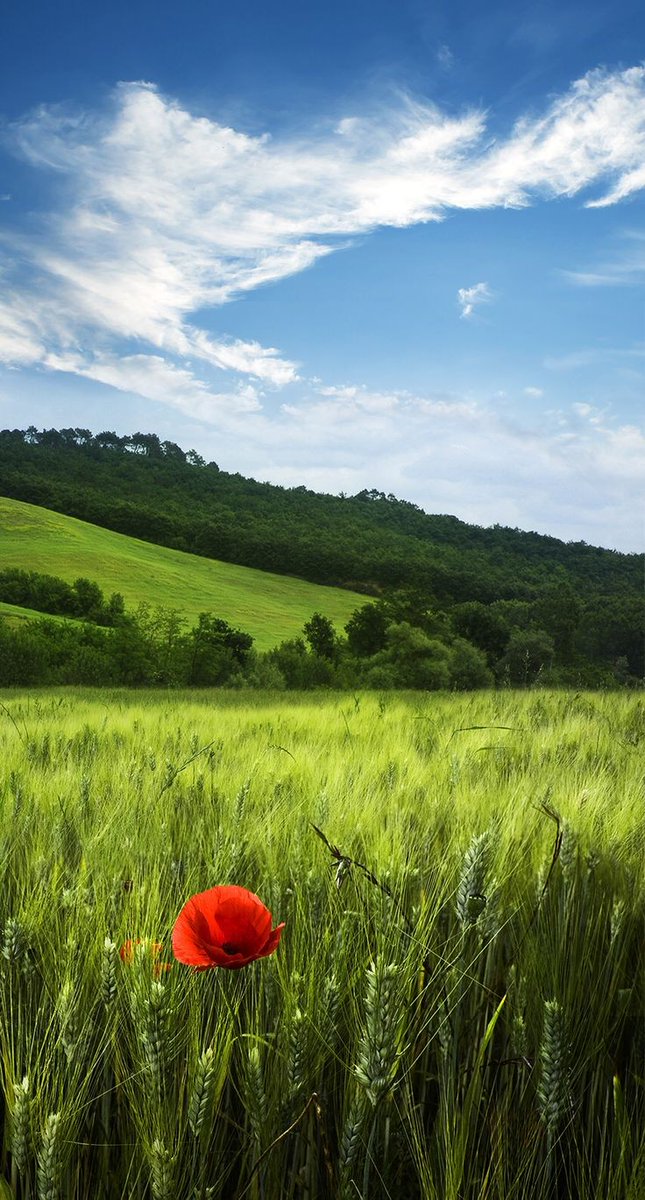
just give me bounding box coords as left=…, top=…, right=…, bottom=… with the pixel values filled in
left=0, top=497, right=365, bottom=649
left=0, top=600, right=62, bottom=625
left=0, top=688, right=643, bottom=1199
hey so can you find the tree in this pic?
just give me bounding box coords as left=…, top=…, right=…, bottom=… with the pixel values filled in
left=383, top=622, right=452, bottom=689
left=345, top=603, right=388, bottom=657
left=0, top=620, right=48, bottom=684
left=128, top=432, right=162, bottom=456
left=448, top=638, right=494, bottom=690
left=106, top=592, right=126, bottom=625
left=133, top=603, right=188, bottom=685
left=379, top=588, right=440, bottom=633
left=361, top=622, right=452, bottom=689
left=161, top=440, right=187, bottom=462
left=533, top=582, right=581, bottom=663
left=95, top=430, right=125, bottom=451
left=267, top=638, right=338, bottom=688
left=303, top=613, right=337, bottom=661
left=451, top=601, right=510, bottom=663
left=187, top=613, right=253, bottom=685
left=267, top=639, right=314, bottom=688
left=72, top=577, right=106, bottom=621
left=497, top=628, right=555, bottom=686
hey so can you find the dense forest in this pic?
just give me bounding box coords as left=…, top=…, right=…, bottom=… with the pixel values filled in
left=0, top=426, right=642, bottom=687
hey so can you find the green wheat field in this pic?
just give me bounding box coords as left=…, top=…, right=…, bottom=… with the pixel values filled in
left=0, top=687, right=643, bottom=1199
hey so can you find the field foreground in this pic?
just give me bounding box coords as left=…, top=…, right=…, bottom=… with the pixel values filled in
left=0, top=688, right=643, bottom=1199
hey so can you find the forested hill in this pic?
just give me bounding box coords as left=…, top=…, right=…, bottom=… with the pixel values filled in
left=0, top=427, right=641, bottom=608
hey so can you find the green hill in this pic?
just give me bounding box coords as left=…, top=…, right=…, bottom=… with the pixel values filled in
left=0, top=428, right=642, bottom=680
left=0, top=598, right=61, bottom=625
left=0, top=497, right=364, bottom=651
left=0, top=427, right=641, bottom=604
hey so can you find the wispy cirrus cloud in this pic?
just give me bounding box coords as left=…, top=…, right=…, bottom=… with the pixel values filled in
left=0, top=65, right=643, bottom=404
left=42, top=350, right=264, bottom=422
left=457, top=281, right=492, bottom=318
left=544, top=343, right=645, bottom=370
left=562, top=229, right=645, bottom=287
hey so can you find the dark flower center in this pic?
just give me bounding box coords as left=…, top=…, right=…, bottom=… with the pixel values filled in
left=222, top=942, right=241, bottom=955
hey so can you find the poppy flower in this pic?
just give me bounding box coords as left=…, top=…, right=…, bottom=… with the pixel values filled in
left=172, top=885, right=285, bottom=970
left=119, top=939, right=172, bottom=976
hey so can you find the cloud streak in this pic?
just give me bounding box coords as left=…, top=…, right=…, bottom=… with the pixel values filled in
left=0, top=66, right=643, bottom=391
left=562, top=230, right=645, bottom=288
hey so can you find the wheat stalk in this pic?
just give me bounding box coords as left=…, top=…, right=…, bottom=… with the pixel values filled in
left=456, top=831, right=490, bottom=926
left=355, top=959, right=404, bottom=1107
left=37, top=1112, right=63, bottom=1200
left=11, top=1075, right=32, bottom=1179
left=188, top=1047, right=218, bottom=1137
left=537, top=998, right=571, bottom=1136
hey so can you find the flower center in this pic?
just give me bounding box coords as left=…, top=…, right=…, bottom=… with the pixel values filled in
left=222, top=942, right=241, bottom=955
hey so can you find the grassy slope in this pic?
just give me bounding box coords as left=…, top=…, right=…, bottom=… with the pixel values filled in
left=0, top=497, right=365, bottom=650
left=0, top=599, right=67, bottom=625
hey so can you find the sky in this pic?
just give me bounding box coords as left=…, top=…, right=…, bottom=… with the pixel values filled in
left=0, top=0, right=644, bottom=551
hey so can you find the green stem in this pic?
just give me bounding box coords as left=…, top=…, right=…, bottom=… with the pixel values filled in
left=361, top=1113, right=378, bottom=1200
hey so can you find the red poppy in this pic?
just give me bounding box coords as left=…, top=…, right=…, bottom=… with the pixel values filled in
left=119, top=939, right=172, bottom=976
left=172, top=885, right=285, bottom=970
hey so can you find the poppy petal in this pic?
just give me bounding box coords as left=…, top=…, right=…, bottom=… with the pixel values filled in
left=256, top=923, right=286, bottom=960
left=212, top=888, right=272, bottom=950
left=119, top=939, right=135, bottom=964
left=172, top=902, right=221, bottom=967
left=172, top=886, right=284, bottom=969
left=207, top=944, right=254, bottom=969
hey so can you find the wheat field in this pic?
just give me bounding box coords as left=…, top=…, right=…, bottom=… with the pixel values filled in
left=0, top=687, right=643, bottom=1199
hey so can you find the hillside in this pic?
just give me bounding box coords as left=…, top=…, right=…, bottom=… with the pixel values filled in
left=0, top=427, right=642, bottom=683
left=0, top=497, right=364, bottom=651
left=0, top=427, right=641, bottom=605
left=0, top=598, right=65, bottom=625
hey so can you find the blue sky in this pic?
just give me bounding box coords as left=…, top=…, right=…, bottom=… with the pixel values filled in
left=1, top=0, right=643, bottom=550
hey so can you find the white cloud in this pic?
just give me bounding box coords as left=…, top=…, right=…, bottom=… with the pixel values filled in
left=436, top=44, right=454, bottom=70
left=0, top=299, right=45, bottom=365
left=524, top=386, right=544, bottom=398
left=0, top=69, right=643, bottom=551
left=202, top=385, right=643, bottom=551
left=545, top=343, right=645, bottom=370
left=470, top=67, right=645, bottom=209
left=43, top=350, right=263, bottom=423
left=562, top=270, right=623, bottom=286
left=562, top=229, right=645, bottom=288
left=0, top=66, right=643, bottom=396
left=458, top=282, right=492, bottom=319
left=586, top=164, right=645, bottom=208
left=573, top=402, right=593, bottom=416
left=314, top=382, right=401, bottom=411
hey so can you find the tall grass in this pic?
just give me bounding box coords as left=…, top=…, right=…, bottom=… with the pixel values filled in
left=0, top=688, right=643, bottom=1198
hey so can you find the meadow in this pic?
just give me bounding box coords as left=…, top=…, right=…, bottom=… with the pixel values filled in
left=0, top=687, right=642, bottom=1199
left=0, top=498, right=364, bottom=649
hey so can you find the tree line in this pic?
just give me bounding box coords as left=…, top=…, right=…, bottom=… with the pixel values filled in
left=0, top=426, right=641, bottom=598
left=0, top=574, right=640, bottom=689
left=0, top=568, right=125, bottom=625
left=0, top=426, right=642, bottom=684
